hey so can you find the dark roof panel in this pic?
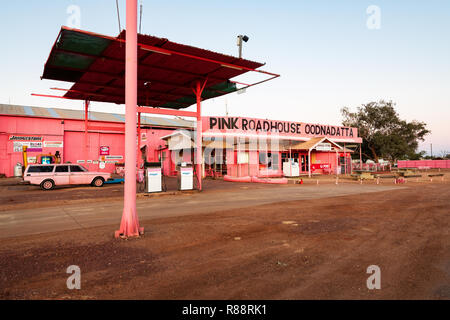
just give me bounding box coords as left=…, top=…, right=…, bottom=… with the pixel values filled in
left=41, top=27, right=273, bottom=109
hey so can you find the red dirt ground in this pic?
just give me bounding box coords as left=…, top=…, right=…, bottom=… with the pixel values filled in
left=0, top=176, right=449, bottom=300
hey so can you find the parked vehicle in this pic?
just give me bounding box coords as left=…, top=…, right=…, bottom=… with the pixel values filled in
left=23, top=164, right=111, bottom=190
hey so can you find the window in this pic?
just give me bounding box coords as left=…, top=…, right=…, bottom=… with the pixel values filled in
left=259, top=152, right=269, bottom=165
left=70, top=165, right=86, bottom=172
left=55, top=165, right=69, bottom=172
left=27, top=165, right=54, bottom=173
left=259, top=152, right=279, bottom=170
left=271, top=153, right=279, bottom=170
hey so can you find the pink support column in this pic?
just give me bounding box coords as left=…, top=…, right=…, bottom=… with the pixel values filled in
left=137, top=111, right=141, bottom=168
left=194, top=80, right=207, bottom=191
left=308, top=149, right=311, bottom=178
left=84, top=100, right=89, bottom=169
left=359, top=142, right=362, bottom=171
left=344, top=142, right=346, bottom=175
left=115, top=0, right=143, bottom=238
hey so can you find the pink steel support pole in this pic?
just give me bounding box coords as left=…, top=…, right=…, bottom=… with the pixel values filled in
left=115, top=0, right=143, bottom=238
left=359, top=142, right=362, bottom=171
left=137, top=111, right=141, bottom=168
left=84, top=100, right=89, bottom=169
left=308, top=149, right=311, bottom=178
left=196, top=82, right=203, bottom=190
left=194, top=80, right=207, bottom=191
left=344, top=142, right=346, bottom=175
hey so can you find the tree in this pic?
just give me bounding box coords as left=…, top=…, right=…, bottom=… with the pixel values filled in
left=341, top=100, right=430, bottom=163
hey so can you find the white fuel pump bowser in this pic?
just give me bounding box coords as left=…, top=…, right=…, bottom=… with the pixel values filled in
left=146, top=163, right=162, bottom=193
left=178, top=163, right=193, bottom=190
left=283, top=159, right=300, bottom=177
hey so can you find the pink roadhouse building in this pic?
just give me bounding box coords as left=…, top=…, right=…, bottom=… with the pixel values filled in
left=0, top=104, right=362, bottom=179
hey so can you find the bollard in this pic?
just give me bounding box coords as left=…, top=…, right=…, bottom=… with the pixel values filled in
left=316, top=179, right=319, bottom=185
left=376, top=177, right=379, bottom=185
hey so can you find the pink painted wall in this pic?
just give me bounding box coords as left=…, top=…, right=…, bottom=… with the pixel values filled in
left=0, top=116, right=64, bottom=177
left=0, top=114, right=176, bottom=177
left=398, top=160, right=450, bottom=169
left=313, top=151, right=338, bottom=174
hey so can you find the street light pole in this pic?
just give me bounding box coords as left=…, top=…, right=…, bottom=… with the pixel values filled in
left=237, top=35, right=249, bottom=59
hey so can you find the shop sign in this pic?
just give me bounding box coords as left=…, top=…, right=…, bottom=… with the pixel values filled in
left=9, top=135, right=42, bottom=141
left=311, top=163, right=330, bottom=170
left=99, top=146, right=110, bottom=156
left=105, top=155, right=123, bottom=160
left=204, top=117, right=360, bottom=142
left=13, top=141, right=43, bottom=152
left=27, top=156, right=37, bottom=164
left=44, top=141, right=63, bottom=148
left=315, top=142, right=332, bottom=151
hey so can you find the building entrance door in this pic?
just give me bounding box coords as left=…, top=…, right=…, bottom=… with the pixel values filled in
left=300, top=154, right=308, bottom=172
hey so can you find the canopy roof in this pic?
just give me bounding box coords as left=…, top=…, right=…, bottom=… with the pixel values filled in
left=40, top=27, right=277, bottom=109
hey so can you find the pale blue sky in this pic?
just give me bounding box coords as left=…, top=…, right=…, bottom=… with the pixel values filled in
left=0, top=1, right=449, bottom=155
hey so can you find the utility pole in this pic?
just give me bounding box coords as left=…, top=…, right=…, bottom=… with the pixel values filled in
left=430, top=143, right=433, bottom=158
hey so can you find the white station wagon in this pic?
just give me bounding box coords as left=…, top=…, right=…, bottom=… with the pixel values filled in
left=23, top=164, right=111, bottom=190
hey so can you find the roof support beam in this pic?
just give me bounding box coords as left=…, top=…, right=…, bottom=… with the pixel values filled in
left=50, top=87, right=191, bottom=107
left=45, top=65, right=227, bottom=100
left=136, top=106, right=197, bottom=118
left=52, top=81, right=192, bottom=101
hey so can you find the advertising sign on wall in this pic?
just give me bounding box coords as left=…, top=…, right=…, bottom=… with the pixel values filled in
left=99, top=146, right=110, bottom=155
left=9, top=135, right=42, bottom=141
left=10, top=135, right=43, bottom=152
left=44, top=141, right=64, bottom=148
left=311, top=163, right=330, bottom=170
left=13, top=141, right=43, bottom=152
left=105, top=155, right=123, bottom=160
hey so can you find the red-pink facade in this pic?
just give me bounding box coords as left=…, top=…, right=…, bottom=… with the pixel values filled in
left=0, top=114, right=176, bottom=177
left=1, top=113, right=360, bottom=178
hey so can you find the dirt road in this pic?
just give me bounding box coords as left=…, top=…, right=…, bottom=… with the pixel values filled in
left=0, top=182, right=402, bottom=238
left=0, top=180, right=448, bottom=300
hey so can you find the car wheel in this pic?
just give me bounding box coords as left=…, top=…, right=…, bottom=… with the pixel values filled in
left=92, top=177, right=104, bottom=187
left=40, top=179, right=55, bottom=190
